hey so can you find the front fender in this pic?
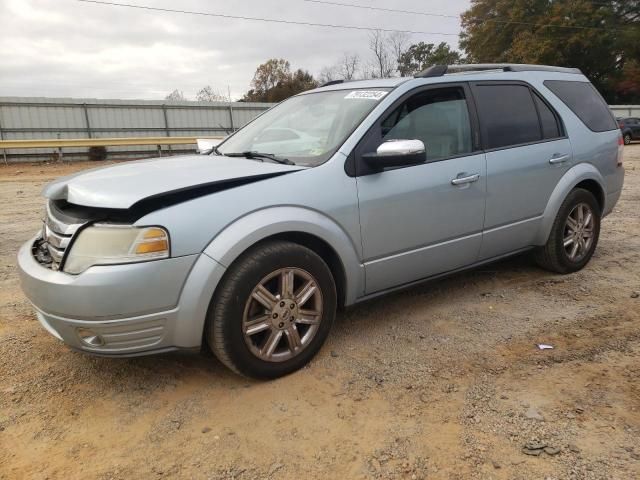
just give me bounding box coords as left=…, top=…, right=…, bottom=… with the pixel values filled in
left=535, top=163, right=605, bottom=245
left=203, top=206, right=365, bottom=305
left=173, top=253, right=227, bottom=348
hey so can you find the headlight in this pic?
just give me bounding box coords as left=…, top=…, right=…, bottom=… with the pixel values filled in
left=63, top=225, right=170, bottom=274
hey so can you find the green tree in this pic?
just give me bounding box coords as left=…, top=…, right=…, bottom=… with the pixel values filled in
left=243, top=59, right=318, bottom=102
left=617, top=61, right=640, bottom=100
left=398, top=42, right=463, bottom=76
left=250, top=59, right=292, bottom=93
left=287, top=69, right=318, bottom=94
left=460, top=0, right=640, bottom=103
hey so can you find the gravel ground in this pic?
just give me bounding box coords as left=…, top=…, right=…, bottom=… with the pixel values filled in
left=1, top=146, right=639, bottom=480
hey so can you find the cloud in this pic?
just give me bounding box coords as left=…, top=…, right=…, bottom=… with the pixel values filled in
left=0, top=0, right=469, bottom=100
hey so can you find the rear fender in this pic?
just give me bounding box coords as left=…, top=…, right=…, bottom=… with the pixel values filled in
left=535, top=163, right=605, bottom=245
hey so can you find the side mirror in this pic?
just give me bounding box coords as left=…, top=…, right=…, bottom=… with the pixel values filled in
left=362, top=139, right=426, bottom=169
left=197, top=138, right=221, bottom=154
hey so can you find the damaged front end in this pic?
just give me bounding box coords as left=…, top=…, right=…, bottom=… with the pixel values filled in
left=33, top=201, right=89, bottom=271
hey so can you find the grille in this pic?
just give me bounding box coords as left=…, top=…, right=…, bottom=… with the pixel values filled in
left=33, top=203, right=84, bottom=271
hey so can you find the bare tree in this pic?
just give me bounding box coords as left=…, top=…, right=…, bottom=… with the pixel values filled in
left=318, top=52, right=360, bottom=84
left=389, top=31, right=410, bottom=75
left=318, top=65, right=339, bottom=85
left=196, top=85, right=229, bottom=102
left=368, top=30, right=396, bottom=78
left=339, top=53, right=360, bottom=81
left=165, top=89, right=186, bottom=101
left=368, top=30, right=388, bottom=78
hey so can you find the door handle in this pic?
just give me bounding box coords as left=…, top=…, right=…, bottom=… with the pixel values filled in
left=451, top=173, right=480, bottom=186
left=549, top=154, right=570, bottom=165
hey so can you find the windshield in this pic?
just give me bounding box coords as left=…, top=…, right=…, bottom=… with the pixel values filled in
left=217, top=88, right=391, bottom=166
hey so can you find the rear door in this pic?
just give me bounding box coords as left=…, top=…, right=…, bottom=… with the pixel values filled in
left=470, top=82, right=572, bottom=260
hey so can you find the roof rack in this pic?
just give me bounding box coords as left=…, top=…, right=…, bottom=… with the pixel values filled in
left=320, top=79, right=345, bottom=87
left=415, top=65, right=449, bottom=78
left=415, top=64, right=582, bottom=78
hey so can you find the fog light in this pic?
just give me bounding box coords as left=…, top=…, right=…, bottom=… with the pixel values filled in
left=77, top=328, right=105, bottom=347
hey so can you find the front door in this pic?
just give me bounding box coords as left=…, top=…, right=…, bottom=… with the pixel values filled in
left=354, top=84, right=487, bottom=294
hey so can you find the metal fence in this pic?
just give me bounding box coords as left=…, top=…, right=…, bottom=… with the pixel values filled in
left=0, top=96, right=637, bottom=163
left=610, top=105, right=640, bottom=118
left=0, top=97, right=272, bottom=162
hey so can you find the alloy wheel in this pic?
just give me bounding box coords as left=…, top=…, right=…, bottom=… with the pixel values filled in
left=563, top=202, right=595, bottom=262
left=242, top=268, right=323, bottom=362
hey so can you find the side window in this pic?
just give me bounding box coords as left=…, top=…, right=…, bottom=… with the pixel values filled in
left=381, top=87, right=473, bottom=161
left=533, top=93, right=562, bottom=139
left=544, top=80, right=617, bottom=132
left=473, top=84, right=542, bottom=150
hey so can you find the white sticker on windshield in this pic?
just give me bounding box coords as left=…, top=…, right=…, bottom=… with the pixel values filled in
left=345, top=90, right=388, bottom=100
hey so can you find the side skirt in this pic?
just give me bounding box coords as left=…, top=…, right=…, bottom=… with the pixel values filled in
left=350, top=247, right=534, bottom=306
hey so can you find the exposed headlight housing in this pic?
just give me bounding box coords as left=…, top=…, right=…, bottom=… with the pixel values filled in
left=63, top=225, right=170, bottom=274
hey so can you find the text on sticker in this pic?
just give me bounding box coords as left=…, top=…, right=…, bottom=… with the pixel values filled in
left=345, top=90, right=388, bottom=100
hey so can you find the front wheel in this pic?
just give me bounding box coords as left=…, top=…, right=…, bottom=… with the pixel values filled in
left=206, top=240, right=337, bottom=379
left=624, top=133, right=631, bottom=145
left=534, top=188, right=601, bottom=274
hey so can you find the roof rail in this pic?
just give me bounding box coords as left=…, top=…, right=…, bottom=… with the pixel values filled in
left=320, top=79, right=345, bottom=87
left=415, top=63, right=582, bottom=78
left=414, top=65, right=449, bottom=78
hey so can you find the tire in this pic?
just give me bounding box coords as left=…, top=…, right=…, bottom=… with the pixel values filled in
left=534, top=188, right=601, bottom=274
left=624, top=133, right=631, bottom=146
left=206, top=240, right=337, bottom=379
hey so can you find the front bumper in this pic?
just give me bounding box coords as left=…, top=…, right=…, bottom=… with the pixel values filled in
left=17, top=235, right=211, bottom=356
left=34, top=304, right=181, bottom=356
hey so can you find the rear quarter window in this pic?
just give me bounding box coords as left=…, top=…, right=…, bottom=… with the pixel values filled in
left=533, top=92, right=562, bottom=139
left=544, top=80, right=617, bottom=132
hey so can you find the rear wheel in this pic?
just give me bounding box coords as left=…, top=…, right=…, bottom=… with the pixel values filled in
left=624, top=133, right=631, bottom=145
left=535, top=188, right=601, bottom=274
left=206, top=240, right=336, bottom=379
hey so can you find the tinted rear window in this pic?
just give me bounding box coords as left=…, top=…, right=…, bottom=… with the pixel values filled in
left=473, top=84, right=542, bottom=149
left=544, top=80, right=617, bottom=132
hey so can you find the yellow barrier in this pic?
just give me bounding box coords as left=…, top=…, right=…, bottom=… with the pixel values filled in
left=0, top=136, right=223, bottom=149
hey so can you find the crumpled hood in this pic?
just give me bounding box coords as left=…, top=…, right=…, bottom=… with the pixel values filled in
left=43, top=154, right=305, bottom=209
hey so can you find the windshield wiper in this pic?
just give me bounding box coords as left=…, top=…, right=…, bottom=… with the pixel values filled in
left=223, top=151, right=294, bottom=165
left=200, top=144, right=222, bottom=155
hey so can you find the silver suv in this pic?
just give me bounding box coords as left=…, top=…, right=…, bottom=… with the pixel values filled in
left=18, top=64, right=625, bottom=378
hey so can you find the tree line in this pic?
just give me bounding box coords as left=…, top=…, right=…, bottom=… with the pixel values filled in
left=461, top=0, right=639, bottom=104
left=166, top=30, right=462, bottom=103
left=166, top=0, right=639, bottom=104
left=241, top=31, right=463, bottom=103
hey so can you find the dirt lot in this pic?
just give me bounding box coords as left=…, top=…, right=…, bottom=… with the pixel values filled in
left=1, top=147, right=639, bottom=480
